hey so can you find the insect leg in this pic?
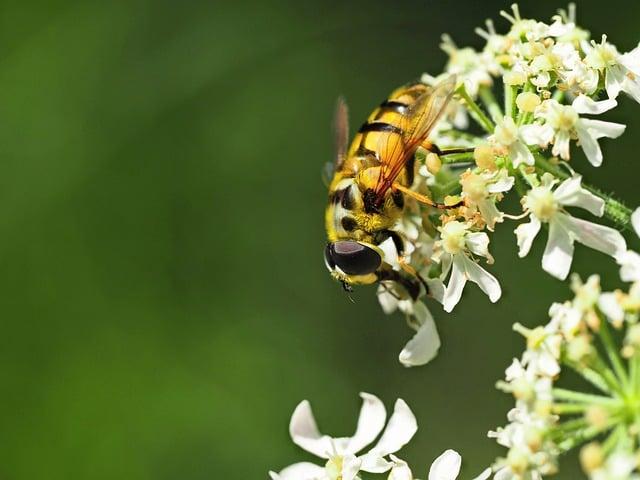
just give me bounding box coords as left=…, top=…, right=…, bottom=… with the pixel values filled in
left=392, top=182, right=462, bottom=209
left=425, top=143, right=475, bottom=156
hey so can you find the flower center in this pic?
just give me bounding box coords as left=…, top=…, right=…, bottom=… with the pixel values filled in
left=494, top=117, right=519, bottom=146
left=585, top=43, right=619, bottom=69
left=325, top=455, right=344, bottom=480
left=460, top=171, right=488, bottom=203
left=440, top=221, right=468, bottom=255
left=547, top=104, right=578, bottom=131
left=526, top=186, right=558, bottom=222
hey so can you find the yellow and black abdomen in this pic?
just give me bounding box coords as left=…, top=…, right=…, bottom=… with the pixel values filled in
left=325, top=82, right=429, bottom=244
left=342, top=81, right=431, bottom=181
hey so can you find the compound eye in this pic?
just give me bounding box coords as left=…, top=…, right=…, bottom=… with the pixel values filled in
left=328, top=241, right=381, bottom=276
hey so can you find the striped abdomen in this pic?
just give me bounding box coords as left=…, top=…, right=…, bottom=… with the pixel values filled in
left=340, top=82, right=430, bottom=183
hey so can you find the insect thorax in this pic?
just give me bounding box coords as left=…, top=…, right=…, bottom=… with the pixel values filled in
left=325, top=174, right=403, bottom=244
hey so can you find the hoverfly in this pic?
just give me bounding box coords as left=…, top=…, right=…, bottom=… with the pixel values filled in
left=324, top=76, right=465, bottom=298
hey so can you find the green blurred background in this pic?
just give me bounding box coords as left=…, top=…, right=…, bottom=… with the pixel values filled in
left=0, top=0, right=638, bottom=478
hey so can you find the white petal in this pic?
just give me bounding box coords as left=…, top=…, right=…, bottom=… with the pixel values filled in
left=367, top=399, right=417, bottom=457
left=551, top=130, right=571, bottom=160
left=389, top=462, right=413, bottom=480
left=558, top=213, right=627, bottom=260
left=575, top=123, right=602, bottom=166
left=359, top=453, right=393, bottom=473
left=465, top=232, right=491, bottom=259
left=493, top=466, right=515, bottom=480
left=461, top=255, right=501, bottom=303
left=515, top=216, right=541, bottom=257
left=605, top=66, right=624, bottom=100
left=622, top=76, right=640, bottom=103
left=428, top=450, right=462, bottom=480
left=598, top=292, right=624, bottom=324
left=542, top=219, right=575, bottom=280
left=289, top=401, right=334, bottom=458
left=425, top=277, right=445, bottom=304
left=509, top=140, right=535, bottom=167
left=378, top=237, right=401, bottom=271
left=553, top=176, right=604, bottom=216
left=521, top=124, right=554, bottom=147
left=487, top=176, right=514, bottom=193
left=471, top=468, right=493, bottom=480
left=341, top=455, right=362, bottom=480
left=572, top=94, right=618, bottom=114
left=632, top=207, right=640, bottom=237
left=345, top=393, right=387, bottom=454
left=619, top=249, right=640, bottom=282
left=378, top=283, right=399, bottom=315
left=580, top=118, right=626, bottom=140
left=443, top=256, right=467, bottom=313
left=399, top=310, right=440, bottom=367
left=270, top=462, right=326, bottom=480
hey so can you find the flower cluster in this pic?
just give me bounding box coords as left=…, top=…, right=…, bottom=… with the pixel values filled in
left=270, top=393, right=491, bottom=480
left=491, top=271, right=640, bottom=479
left=375, top=3, right=635, bottom=367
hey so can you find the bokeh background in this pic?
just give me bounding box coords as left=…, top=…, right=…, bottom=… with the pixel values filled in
left=0, top=0, right=639, bottom=478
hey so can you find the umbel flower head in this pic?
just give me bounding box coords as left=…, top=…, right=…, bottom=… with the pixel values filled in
left=365, top=1, right=637, bottom=367
left=491, top=271, right=640, bottom=479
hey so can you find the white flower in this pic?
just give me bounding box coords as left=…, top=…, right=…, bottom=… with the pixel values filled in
left=377, top=284, right=442, bottom=367
left=270, top=393, right=417, bottom=480
left=583, top=35, right=640, bottom=104
left=548, top=301, right=582, bottom=338
left=436, top=221, right=501, bottom=312
left=521, top=96, right=626, bottom=167
left=632, top=207, right=640, bottom=237
left=428, top=450, right=491, bottom=480
left=460, top=168, right=514, bottom=230
left=440, top=35, right=493, bottom=96
left=493, top=116, right=535, bottom=167
left=490, top=407, right=558, bottom=480
left=618, top=250, right=640, bottom=283
left=515, top=174, right=627, bottom=280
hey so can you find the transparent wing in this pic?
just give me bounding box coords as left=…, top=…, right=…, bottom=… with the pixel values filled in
left=374, top=75, right=456, bottom=201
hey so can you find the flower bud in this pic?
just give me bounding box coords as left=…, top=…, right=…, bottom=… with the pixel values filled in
left=566, top=335, right=593, bottom=363
left=504, top=70, right=527, bottom=86
left=473, top=144, right=496, bottom=170
left=507, top=447, right=529, bottom=474
left=425, top=153, right=442, bottom=175
left=580, top=443, right=604, bottom=473
left=585, top=406, right=609, bottom=429
left=516, top=92, right=541, bottom=113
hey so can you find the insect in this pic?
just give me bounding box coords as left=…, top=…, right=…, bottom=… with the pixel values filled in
left=324, top=76, right=466, bottom=298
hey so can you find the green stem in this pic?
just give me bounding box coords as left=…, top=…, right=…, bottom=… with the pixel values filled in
left=590, top=355, right=626, bottom=397
left=598, top=319, right=630, bottom=391
left=552, top=388, right=621, bottom=406
left=534, top=153, right=633, bottom=231
left=564, top=358, right=613, bottom=394
left=552, top=402, right=591, bottom=414
left=479, top=87, right=503, bottom=123
left=456, top=85, right=495, bottom=134
left=505, top=84, right=517, bottom=119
